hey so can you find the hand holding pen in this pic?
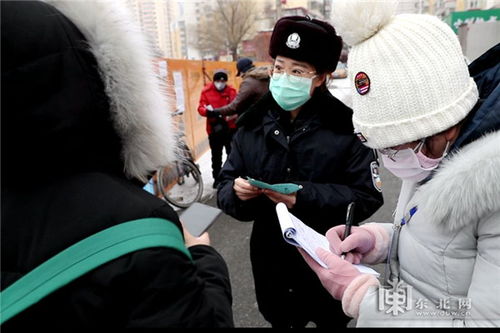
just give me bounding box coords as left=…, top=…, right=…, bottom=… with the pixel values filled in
left=341, top=202, right=356, bottom=259
left=324, top=202, right=377, bottom=264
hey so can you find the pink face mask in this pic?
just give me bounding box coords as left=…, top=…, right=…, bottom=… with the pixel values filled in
left=380, top=140, right=449, bottom=182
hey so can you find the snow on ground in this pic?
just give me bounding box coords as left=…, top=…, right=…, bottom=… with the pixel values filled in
left=196, top=148, right=221, bottom=202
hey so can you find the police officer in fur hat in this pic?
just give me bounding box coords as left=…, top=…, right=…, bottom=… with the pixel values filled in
left=217, top=16, right=383, bottom=328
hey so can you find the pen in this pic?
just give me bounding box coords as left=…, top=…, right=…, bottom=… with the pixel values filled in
left=341, top=202, right=356, bottom=259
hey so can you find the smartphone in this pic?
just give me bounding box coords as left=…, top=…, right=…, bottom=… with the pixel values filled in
left=179, top=202, right=222, bottom=237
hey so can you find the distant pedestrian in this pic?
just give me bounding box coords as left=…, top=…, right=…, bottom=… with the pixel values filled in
left=197, top=70, right=237, bottom=188
left=299, top=0, right=500, bottom=327
left=210, top=58, right=270, bottom=120
left=217, top=15, right=383, bottom=328
left=332, top=49, right=348, bottom=79
left=1, top=0, right=233, bottom=328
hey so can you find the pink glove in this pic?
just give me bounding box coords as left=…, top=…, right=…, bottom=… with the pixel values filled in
left=300, top=247, right=361, bottom=299
left=299, top=248, right=379, bottom=318
left=326, top=223, right=389, bottom=265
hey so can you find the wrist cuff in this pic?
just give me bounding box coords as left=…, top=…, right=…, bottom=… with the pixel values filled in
left=360, top=223, right=390, bottom=264
left=341, top=274, right=379, bottom=319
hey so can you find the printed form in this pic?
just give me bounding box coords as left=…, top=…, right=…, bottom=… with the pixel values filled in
left=276, top=202, right=379, bottom=276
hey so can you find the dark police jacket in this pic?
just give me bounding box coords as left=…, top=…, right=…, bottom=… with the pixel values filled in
left=217, top=89, right=383, bottom=322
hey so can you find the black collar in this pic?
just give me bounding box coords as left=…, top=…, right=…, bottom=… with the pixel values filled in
left=238, top=89, right=354, bottom=135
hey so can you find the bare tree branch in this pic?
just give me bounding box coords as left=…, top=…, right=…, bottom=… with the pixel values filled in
left=194, top=0, right=257, bottom=60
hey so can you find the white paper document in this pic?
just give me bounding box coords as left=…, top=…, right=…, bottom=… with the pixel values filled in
left=276, top=203, right=380, bottom=276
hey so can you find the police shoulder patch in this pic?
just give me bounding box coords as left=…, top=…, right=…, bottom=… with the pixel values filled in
left=355, top=132, right=367, bottom=143
left=370, top=161, right=382, bottom=192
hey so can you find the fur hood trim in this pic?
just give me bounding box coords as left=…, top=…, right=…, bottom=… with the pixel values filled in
left=47, top=0, right=177, bottom=182
left=412, top=130, right=500, bottom=231
left=244, top=65, right=271, bottom=81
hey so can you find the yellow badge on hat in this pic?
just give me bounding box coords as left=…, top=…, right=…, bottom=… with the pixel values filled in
left=286, top=33, right=301, bottom=49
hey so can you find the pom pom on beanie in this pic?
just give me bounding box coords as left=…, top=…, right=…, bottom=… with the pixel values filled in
left=331, top=0, right=398, bottom=46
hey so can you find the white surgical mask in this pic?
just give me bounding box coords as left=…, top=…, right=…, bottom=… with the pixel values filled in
left=380, top=140, right=450, bottom=182
left=214, top=82, right=226, bottom=91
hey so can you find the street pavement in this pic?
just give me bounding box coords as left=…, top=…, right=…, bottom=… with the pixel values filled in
left=179, top=147, right=402, bottom=328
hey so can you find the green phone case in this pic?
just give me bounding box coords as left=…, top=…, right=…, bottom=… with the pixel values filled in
left=247, top=177, right=303, bottom=194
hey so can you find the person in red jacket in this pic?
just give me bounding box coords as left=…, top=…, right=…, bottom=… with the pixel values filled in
left=197, top=70, right=237, bottom=188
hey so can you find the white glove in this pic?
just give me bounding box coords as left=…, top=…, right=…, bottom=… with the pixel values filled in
left=205, top=104, right=214, bottom=111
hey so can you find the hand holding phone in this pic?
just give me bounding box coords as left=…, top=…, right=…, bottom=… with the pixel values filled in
left=183, top=227, right=211, bottom=247
left=233, top=177, right=262, bottom=201
left=180, top=202, right=222, bottom=237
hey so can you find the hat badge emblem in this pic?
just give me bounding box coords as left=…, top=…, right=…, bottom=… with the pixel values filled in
left=286, top=33, right=301, bottom=49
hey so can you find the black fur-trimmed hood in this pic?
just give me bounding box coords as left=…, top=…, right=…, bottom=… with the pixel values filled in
left=2, top=1, right=176, bottom=185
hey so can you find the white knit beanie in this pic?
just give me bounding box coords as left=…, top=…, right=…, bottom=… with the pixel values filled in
left=331, top=0, right=479, bottom=149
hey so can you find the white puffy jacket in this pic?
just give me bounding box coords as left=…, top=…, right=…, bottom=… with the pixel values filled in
left=355, top=130, right=500, bottom=327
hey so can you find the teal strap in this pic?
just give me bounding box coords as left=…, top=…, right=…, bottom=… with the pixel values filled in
left=0, top=218, right=190, bottom=324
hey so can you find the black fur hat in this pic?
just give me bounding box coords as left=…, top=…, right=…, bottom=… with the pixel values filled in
left=213, top=70, right=228, bottom=81
left=269, top=16, right=343, bottom=73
